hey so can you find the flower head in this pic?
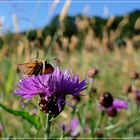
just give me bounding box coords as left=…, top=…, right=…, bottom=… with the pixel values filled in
left=99, top=92, right=128, bottom=117
left=99, top=92, right=113, bottom=108
left=70, top=117, right=80, bottom=137
left=112, top=99, right=128, bottom=110
left=70, top=118, right=79, bottom=133
left=15, top=68, right=87, bottom=117
left=107, top=99, right=128, bottom=117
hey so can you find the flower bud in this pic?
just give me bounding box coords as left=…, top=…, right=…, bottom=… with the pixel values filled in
left=99, top=92, right=113, bottom=108
left=88, top=68, right=99, bottom=78
left=123, top=85, right=132, bottom=94
left=130, top=71, right=139, bottom=80
left=106, top=107, right=117, bottom=117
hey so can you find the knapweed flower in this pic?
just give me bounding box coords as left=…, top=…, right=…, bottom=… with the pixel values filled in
left=15, top=68, right=87, bottom=117
left=107, top=99, right=128, bottom=117
left=99, top=92, right=128, bottom=117
left=60, top=117, right=80, bottom=137
left=70, top=117, right=80, bottom=137
left=60, top=117, right=90, bottom=137
left=112, top=99, right=128, bottom=110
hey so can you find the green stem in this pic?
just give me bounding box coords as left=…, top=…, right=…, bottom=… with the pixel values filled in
left=0, top=112, right=7, bottom=137
left=39, top=111, right=45, bottom=131
left=77, top=110, right=83, bottom=127
left=45, top=114, right=52, bottom=139
left=59, top=131, right=65, bottom=140
left=93, top=111, right=104, bottom=134
left=46, top=24, right=60, bottom=57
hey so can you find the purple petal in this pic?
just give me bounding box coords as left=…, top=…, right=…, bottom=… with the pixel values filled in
left=113, top=99, right=128, bottom=110
left=70, top=117, right=79, bottom=133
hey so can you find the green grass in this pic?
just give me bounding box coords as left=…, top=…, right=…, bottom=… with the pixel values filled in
left=0, top=38, right=140, bottom=139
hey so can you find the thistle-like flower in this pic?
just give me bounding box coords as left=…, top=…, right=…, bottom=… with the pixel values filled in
left=15, top=68, right=87, bottom=117
left=107, top=99, right=128, bottom=117
left=70, top=117, right=80, bottom=137
left=99, top=92, right=128, bottom=117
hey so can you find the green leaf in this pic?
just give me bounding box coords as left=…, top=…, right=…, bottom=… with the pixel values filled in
left=5, top=64, right=15, bottom=95
left=0, top=104, right=40, bottom=129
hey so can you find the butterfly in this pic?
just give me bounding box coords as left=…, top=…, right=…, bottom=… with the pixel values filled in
left=17, top=60, right=54, bottom=77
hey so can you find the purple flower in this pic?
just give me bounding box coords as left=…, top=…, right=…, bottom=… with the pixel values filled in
left=107, top=99, right=128, bottom=117
left=113, top=99, right=128, bottom=111
left=99, top=92, right=128, bottom=117
left=70, top=117, right=80, bottom=137
left=70, top=118, right=79, bottom=133
left=15, top=68, right=87, bottom=117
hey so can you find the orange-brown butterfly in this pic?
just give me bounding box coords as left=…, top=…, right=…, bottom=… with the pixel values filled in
left=17, top=60, right=54, bottom=77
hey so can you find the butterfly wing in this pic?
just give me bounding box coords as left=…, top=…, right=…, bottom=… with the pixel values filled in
left=17, top=61, right=43, bottom=76
left=32, top=63, right=43, bottom=76
left=43, top=63, right=54, bottom=74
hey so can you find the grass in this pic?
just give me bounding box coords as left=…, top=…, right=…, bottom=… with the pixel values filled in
left=0, top=44, right=140, bottom=138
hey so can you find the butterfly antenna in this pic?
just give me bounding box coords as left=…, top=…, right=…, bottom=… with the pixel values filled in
left=42, top=61, right=45, bottom=74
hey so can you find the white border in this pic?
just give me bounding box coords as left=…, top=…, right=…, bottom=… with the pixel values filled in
left=1, top=1, right=140, bottom=3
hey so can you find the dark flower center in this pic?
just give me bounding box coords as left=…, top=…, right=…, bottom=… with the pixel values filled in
left=38, top=94, right=65, bottom=117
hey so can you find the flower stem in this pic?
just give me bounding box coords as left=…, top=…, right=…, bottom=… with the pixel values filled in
left=46, top=24, right=59, bottom=57
left=45, top=114, right=52, bottom=139
left=93, top=111, right=104, bottom=134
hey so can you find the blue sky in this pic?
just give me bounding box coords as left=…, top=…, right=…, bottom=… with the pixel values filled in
left=0, top=0, right=140, bottom=33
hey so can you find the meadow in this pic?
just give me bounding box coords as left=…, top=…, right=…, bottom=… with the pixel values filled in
left=1, top=2, right=140, bottom=139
